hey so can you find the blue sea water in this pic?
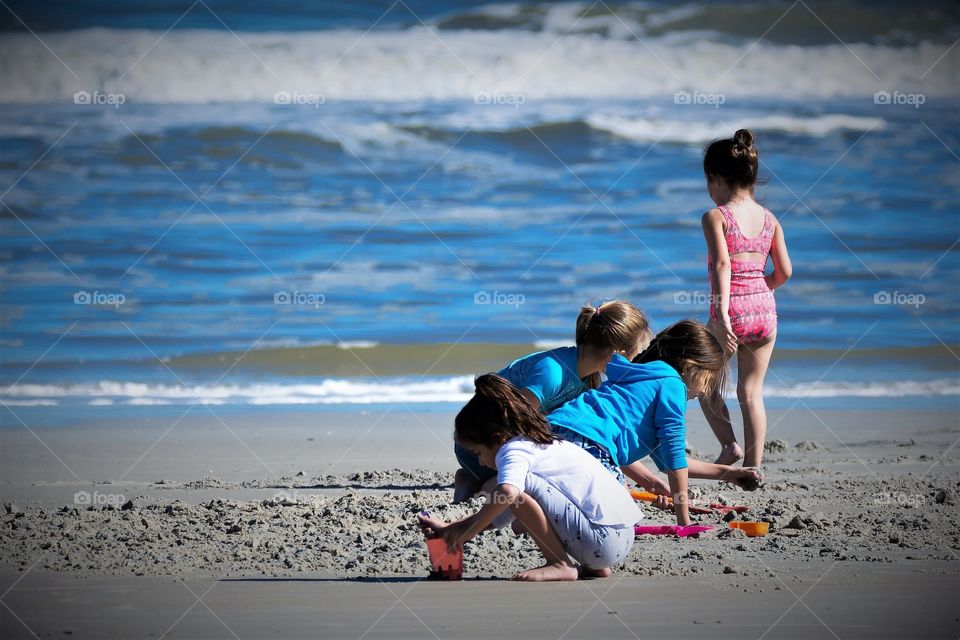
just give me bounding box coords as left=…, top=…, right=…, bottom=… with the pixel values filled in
left=0, top=0, right=957, bottom=415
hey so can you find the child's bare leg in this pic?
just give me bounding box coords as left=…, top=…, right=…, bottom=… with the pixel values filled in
left=453, top=443, right=492, bottom=503
left=453, top=468, right=484, bottom=504
left=738, top=336, right=776, bottom=468
left=510, top=492, right=577, bottom=582
left=480, top=477, right=518, bottom=530
left=699, top=390, right=742, bottom=464
left=479, top=476, right=497, bottom=497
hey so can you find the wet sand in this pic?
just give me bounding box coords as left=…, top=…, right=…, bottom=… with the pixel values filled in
left=0, top=406, right=958, bottom=638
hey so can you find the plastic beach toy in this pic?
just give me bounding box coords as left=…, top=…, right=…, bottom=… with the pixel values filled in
left=634, top=524, right=713, bottom=537
left=630, top=489, right=750, bottom=515
left=629, top=489, right=715, bottom=515
left=425, top=538, right=464, bottom=580
left=418, top=510, right=464, bottom=580
left=728, top=521, right=769, bottom=537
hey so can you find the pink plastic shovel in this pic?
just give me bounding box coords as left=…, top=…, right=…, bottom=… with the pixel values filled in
left=634, top=524, right=713, bottom=538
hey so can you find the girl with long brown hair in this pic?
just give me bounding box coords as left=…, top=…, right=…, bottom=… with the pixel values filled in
left=420, top=373, right=641, bottom=582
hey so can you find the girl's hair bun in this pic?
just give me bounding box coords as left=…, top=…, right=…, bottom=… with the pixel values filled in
left=733, top=128, right=755, bottom=150
left=703, top=129, right=760, bottom=188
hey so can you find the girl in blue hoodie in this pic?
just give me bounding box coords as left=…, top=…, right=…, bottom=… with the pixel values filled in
left=548, top=320, right=761, bottom=526
left=453, top=301, right=663, bottom=502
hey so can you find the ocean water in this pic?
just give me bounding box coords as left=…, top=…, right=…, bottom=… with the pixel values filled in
left=0, top=1, right=958, bottom=416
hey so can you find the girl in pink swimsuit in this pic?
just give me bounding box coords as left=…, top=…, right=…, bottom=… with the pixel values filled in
left=708, top=204, right=777, bottom=343
left=699, top=129, right=793, bottom=469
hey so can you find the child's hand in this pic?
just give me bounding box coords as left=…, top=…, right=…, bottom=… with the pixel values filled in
left=417, top=512, right=448, bottom=538
left=439, top=521, right=469, bottom=553
left=418, top=513, right=469, bottom=552
left=642, top=477, right=671, bottom=497
left=709, top=318, right=738, bottom=355
left=652, top=495, right=674, bottom=512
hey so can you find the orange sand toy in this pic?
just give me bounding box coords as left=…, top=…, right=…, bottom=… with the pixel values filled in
left=728, top=521, right=769, bottom=537
left=630, top=489, right=750, bottom=515
left=425, top=537, right=463, bottom=580
left=629, top=489, right=716, bottom=515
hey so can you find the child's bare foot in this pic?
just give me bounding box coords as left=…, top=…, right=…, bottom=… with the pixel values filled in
left=511, top=520, right=528, bottom=536
left=512, top=562, right=578, bottom=582
left=579, top=566, right=612, bottom=579
left=453, top=469, right=480, bottom=504
left=715, top=442, right=744, bottom=465
left=731, top=467, right=763, bottom=491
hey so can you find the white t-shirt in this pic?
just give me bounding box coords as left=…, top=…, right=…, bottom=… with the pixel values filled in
left=495, top=437, right=643, bottom=527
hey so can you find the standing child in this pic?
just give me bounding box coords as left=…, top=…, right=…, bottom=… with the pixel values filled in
left=420, top=374, right=642, bottom=581
left=699, top=129, right=792, bottom=468
left=453, top=300, right=660, bottom=501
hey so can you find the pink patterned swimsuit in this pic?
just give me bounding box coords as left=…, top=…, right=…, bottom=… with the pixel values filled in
left=708, top=204, right=777, bottom=344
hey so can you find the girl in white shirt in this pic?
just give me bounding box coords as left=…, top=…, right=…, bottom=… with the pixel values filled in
left=418, top=373, right=642, bottom=582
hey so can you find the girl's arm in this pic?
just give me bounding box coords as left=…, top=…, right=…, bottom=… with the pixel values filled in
left=701, top=210, right=737, bottom=354
left=437, top=483, right=520, bottom=551
left=652, top=379, right=691, bottom=524
left=666, top=468, right=691, bottom=526
left=621, top=461, right=670, bottom=496
left=764, top=220, right=792, bottom=290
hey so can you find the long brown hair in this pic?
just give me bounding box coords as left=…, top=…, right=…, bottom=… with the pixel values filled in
left=455, top=374, right=555, bottom=448
left=575, top=300, right=652, bottom=389
left=703, top=128, right=759, bottom=190
left=633, top=320, right=728, bottom=397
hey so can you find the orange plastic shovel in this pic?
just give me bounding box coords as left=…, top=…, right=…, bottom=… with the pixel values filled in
left=630, top=489, right=750, bottom=515
left=629, top=489, right=717, bottom=515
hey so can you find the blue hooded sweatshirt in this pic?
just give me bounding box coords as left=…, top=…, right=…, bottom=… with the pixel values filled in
left=546, top=355, right=689, bottom=471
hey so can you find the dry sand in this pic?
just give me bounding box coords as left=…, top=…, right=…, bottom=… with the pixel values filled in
left=1, top=464, right=958, bottom=580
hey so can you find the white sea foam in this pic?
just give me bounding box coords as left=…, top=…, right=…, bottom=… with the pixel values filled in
left=585, top=113, right=886, bottom=144
left=0, top=27, right=954, bottom=104
left=336, top=341, right=379, bottom=349
left=0, top=399, right=60, bottom=406
left=1, top=376, right=956, bottom=406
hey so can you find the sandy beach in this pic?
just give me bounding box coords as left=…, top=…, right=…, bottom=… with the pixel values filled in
left=2, top=406, right=957, bottom=638
left=1, top=1, right=958, bottom=637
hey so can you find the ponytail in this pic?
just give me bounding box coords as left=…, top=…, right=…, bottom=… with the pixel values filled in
left=455, top=374, right=554, bottom=447
left=575, top=300, right=651, bottom=389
